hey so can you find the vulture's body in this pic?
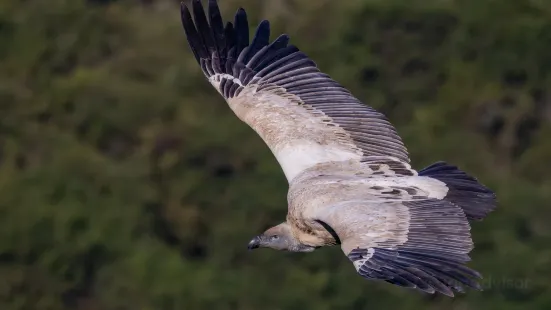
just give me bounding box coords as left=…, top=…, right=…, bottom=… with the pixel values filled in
left=180, top=0, right=497, bottom=297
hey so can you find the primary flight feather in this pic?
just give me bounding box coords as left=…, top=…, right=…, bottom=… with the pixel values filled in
left=179, top=0, right=497, bottom=297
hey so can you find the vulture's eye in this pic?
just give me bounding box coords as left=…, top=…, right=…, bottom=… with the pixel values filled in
left=270, top=235, right=279, bottom=241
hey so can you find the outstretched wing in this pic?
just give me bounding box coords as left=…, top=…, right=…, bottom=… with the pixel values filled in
left=312, top=181, right=485, bottom=297
left=180, top=0, right=411, bottom=182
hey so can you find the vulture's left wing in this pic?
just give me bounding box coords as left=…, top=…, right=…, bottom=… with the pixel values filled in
left=314, top=194, right=482, bottom=297
left=180, top=0, right=413, bottom=182
left=310, top=163, right=496, bottom=296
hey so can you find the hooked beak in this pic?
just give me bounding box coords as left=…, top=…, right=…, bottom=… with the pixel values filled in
left=247, top=236, right=261, bottom=250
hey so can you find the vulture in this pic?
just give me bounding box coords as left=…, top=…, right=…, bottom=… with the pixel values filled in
left=179, top=0, right=497, bottom=297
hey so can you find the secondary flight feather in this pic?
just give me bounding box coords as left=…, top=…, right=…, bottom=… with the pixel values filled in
left=180, top=0, right=497, bottom=297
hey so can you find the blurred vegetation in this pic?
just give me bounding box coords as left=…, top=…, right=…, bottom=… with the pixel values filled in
left=0, top=0, right=550, bottom=309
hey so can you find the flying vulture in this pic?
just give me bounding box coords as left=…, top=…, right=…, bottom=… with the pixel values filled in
left=179, top=0, right=497, bottom=297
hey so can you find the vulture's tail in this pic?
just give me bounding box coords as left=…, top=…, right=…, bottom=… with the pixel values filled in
left=418, top=161, right=496, bottom=221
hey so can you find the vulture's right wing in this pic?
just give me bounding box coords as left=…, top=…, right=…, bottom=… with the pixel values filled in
left=180, top=0, right=413, bottom=182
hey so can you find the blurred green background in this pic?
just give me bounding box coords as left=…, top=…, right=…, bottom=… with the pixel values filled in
left=1, top=0, right=550, bottom=309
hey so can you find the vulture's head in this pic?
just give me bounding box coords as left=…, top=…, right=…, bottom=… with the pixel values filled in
left=247, top=222, right=316, bottom=252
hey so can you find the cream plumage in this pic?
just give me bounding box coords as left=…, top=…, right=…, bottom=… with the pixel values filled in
left=180, top=0, right=497, bottom=297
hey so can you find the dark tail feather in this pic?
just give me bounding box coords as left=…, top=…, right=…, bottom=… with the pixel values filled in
left=418, top=161, right=497, bottom=221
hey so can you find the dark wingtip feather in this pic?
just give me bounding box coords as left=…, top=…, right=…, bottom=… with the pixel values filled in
left=208, top=0, right=225, bottom=53
left=224, top=22, right=235, bottom=47
left=180, top=2, right=191, bottom=29
left=257, top=19, right=271, bottom=29
left=180, top=1, right=205, bottom=62
left=255, top=20, right=271, bottom=45
left=191, top=0, right=216, bottom=55
left=239, top=19, right=270, bottom=65
left=350, top=247, right=483, bottom=297
left=234, top=7, right=250, bottom=55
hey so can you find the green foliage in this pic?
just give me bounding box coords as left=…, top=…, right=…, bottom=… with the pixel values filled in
left=1, top=0, right=550, bottom=309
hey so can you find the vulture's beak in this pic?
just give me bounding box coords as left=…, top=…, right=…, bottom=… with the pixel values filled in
left=247, top=236, right=261, bottom=250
